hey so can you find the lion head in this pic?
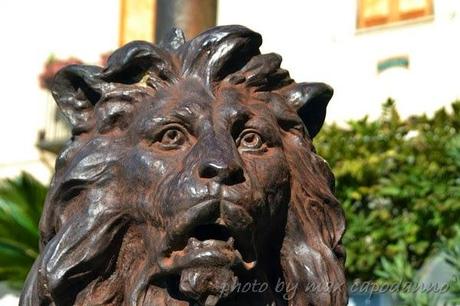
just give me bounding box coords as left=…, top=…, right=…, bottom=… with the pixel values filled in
left=21, top=25, right=346, bottom=306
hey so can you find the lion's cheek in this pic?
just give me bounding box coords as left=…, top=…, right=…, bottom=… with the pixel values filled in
left=123, top=148, right=173, bottom=179
left=240, top=149, right=291, bottom=225
left=243, top=148, right=290, bottom=197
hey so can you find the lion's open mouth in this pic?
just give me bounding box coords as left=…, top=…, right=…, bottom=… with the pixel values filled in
left=159, top=223, right=256, bottom=273
left=191, top=223, right=232, bottom=242
left=157, top=199, right=258, bottom=275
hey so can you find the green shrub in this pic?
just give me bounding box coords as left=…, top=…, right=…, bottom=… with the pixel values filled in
left=315, top=99, right=460, bottom=282
left=0, top=172, right=46, bottom=289
left=442, top=226, right=460, bottom=305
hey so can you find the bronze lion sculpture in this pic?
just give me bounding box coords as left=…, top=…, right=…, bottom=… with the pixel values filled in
left=21, top=25, right=347, bottom=306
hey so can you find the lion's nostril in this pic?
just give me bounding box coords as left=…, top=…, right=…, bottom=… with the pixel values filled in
left=223, top=168, right=245, bottom=185
left=199, top=163, right=221, bottom=179
left=198, top=161, right=246, bottom=185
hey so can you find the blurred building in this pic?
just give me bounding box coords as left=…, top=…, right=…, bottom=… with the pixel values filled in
left=1, top=0, right=459, bottom=181
left=220, top=0, right=460, bottom=123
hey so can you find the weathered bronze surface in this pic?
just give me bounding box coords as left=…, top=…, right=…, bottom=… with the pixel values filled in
left=21, top=25, right=347, bottom=306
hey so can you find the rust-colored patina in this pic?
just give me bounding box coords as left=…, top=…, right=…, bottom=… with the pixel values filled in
left=21, top=25, right=347, bottom=306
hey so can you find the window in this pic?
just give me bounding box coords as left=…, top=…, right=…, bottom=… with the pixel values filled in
left=357, top=0, right=434, bottom=29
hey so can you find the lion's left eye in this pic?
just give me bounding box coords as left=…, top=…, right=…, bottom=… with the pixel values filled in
left=237, top=131, right=266, bottom=151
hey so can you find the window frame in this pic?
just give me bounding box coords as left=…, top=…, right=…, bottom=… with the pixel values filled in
left=357, top=0, right=434, bottom=30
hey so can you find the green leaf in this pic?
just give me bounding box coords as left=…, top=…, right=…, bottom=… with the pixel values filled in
left=0, top=172, right=46, bottom=289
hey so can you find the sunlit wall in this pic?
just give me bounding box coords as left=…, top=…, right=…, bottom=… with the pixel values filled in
left=0, top=0, right=119, bottom=183
left=218, top=0, right=460, bottom=122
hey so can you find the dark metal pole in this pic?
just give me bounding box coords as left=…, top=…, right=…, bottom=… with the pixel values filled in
left=156, top=0, right=217, bottom=43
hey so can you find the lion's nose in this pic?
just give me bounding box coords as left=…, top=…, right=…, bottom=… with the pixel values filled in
left=198, top=160, right=245, bottom=184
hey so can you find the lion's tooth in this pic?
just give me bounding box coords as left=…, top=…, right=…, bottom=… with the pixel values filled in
left=205, top=295, right=219, bottom=306
left=243, top=261, right=256, bottom=270
left=188, top=237, right=201, bottom=247
left=216, top=217, right=225, bottom=225
left=226, top=237, right=234, bottom=247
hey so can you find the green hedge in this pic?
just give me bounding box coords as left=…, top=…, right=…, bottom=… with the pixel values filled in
left=315, top=99, right=460, bottom=282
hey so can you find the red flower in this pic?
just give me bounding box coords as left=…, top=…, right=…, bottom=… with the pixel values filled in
left=39, top=57, right=83, bottom=90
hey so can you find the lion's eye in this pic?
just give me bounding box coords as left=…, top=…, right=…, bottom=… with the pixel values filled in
left=158, top=128, right=186, bottom=148
left=237, top=130, right=266, bottom=152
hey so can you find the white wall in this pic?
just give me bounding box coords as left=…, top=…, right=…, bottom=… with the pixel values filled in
left=0, top=2, right=119, bottom=301
left=217, top=0, right=460, bottom=122
left=0, top=0, right=120, bottom=183
left=0, top=282, right=19, bottom=306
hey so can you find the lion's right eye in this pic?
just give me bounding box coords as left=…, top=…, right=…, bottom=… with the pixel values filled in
left=155, top=127, right=187, bottom=149
left=161, top=129, right=184, bottom=145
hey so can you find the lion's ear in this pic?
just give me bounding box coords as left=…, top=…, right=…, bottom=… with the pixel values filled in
left=101, top=40, right=172, bottom=84
left=283, top=82, right=333, bottom=138
left=52, top=65, right=104, bottom=135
